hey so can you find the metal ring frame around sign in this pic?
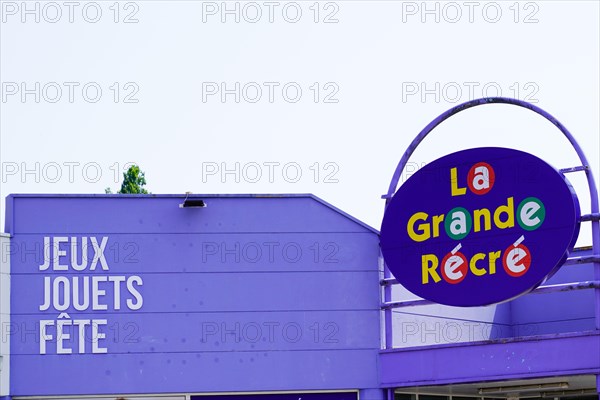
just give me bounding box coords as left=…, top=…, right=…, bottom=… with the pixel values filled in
left=381, top=97, right=600, bottom=350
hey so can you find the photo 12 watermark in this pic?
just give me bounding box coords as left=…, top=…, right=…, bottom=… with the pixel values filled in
left=401, top=81, right=540, bottom=104
left=201, top=82, right=340, bottom=104
left=2, top=237, right=140, bottom=265
left=200, top=241, right=340, bottom=264
left=1, top=1, right=140, bottom=24
left=200, top=1, right=339, bottom=24
left=201, top=161, right=340, bottom=184
left=397, top=320, right=541, bottom=345
left=1, top=161, right=140, bottom=184
left=200, top=320, right=340, bottom=344
left=2, top=320, right=141, bottom=352
left=1, top=82, right=140, bottom=104
left=400, top=1, right=540, bottom=24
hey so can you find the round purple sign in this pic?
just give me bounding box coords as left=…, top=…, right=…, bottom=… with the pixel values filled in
left=380, top=147, right=581, bottom=307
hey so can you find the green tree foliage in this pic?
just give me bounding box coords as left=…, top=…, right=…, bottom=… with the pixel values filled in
left=117, top=165, right=149, bottom=194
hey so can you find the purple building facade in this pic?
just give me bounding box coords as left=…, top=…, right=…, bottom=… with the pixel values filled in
left=382, top=243, right=600, bottom=398
left=1, top=193, right=599, bottom=399
left=1, top=194, right=382, bottom=399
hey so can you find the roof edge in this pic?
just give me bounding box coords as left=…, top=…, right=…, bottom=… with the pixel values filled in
left=7, top=193, right=315, bottom=198
left=309, top=194, right=380, bottom=235
left=5, top=193, right=380, bottom=235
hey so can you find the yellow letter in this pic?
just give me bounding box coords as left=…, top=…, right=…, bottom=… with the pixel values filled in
left=450, top=167, right=467, bottom=196
left=488, top=251, right=500, bottom=275
left=470, top=253, right=487, bottom=276
left=422, top=254, right=441, bottom=284
left=494, top=197, right=515, bottom=229
left=432, top=214, right=445, bottom=238
left=407, top=212, right=430, bottom=242
left=473, top=208, right=492, bottom=232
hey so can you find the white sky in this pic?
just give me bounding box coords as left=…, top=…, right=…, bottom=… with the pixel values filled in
left=1, top=0, right=599, bottom=246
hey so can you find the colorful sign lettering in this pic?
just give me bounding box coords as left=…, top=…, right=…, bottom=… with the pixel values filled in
left=380, top=147, right=581, bottom=306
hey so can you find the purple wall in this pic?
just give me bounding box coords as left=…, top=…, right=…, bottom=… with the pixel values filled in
left=388, top=247, right=597, bottom=349
left=380, top=331, right=600, bottom=387
left=508, top=247, right=596, bottom=335
left=381, top=248, right=598, bottom=387
left=5, top=194, right=381, bottom=397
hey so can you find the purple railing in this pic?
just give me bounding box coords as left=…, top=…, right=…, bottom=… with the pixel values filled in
left=381, top=97, right=600, bottom=349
